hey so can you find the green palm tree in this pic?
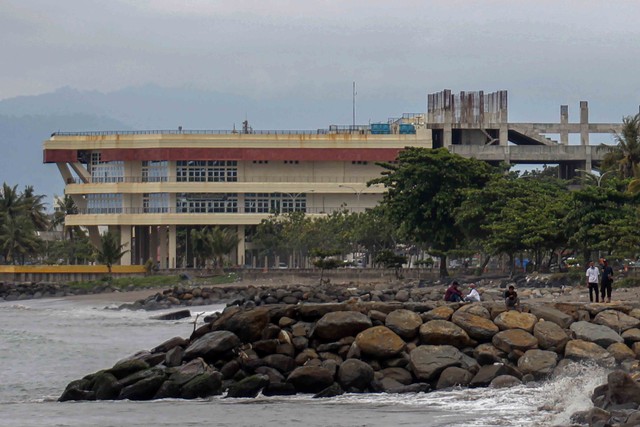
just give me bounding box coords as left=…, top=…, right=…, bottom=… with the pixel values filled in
left=600, top=113, right=640, bottom=179
left=95, top=231, right=129, bottom=273
left=22, top=186, right=49, bottom=231
left=190, top=227, right=213, bottom=268
left=209, top=226, right=240, bottom=273
left=52, top=195, right=82, bottom=240
left=0, top=214, right=41, bottom=264
left=0, top=183, right=24, bottom=219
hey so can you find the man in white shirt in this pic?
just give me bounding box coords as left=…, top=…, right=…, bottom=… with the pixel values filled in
left=586, top=261, right=600, bottom=302
left=464, top=283, right=481, bottom=302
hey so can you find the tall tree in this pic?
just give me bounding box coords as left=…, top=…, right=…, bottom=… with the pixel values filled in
left=209, top=226, right=240, bottom=273
left=372, top=147, right=496, bottom=277
left=22, top=185, right=49, bottom=231
left=600, top=113, right=640, bottom=179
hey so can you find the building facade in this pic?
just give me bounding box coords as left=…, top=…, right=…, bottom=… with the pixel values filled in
left=42, top=90, right=623, bottom=268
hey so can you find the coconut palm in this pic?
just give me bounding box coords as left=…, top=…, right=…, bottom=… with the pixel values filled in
left=95, top=231, right=129, bottom=273
left=0, top=214, right=41, bottom=264
left=599, top=113, right=640, bottom=179
left=22, top=186, right=49, bottom=231
left=0, top=183, right=23, bottom=219
left=209, top=226, right=240, bottom=273
left=52, top=195, right=83, bottom=240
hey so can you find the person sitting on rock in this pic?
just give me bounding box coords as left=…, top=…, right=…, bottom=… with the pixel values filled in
left=464, top=283, right=481, bottom=302
left=504, top=285, right=521, bottom=311
left=444, top=281, right=464, bottom=302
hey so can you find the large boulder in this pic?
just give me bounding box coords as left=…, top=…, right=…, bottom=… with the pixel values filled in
left=180, top=371, right=223, bottom=399
left=203, top=306, right=270, bottom=343
left=423, top=306, right=454, bottom=321
left=570, top=321, right=624, bottom=348
left=621, top=328, right=640, bottom=344
left=529, top=306, right=573, bottom=329
left=473, top=343, right=507, bottom=365
left=456, top=303, right=491, bottom=319
left=435, top=366, right=474, bottom=389
left=118, top=371, right=166, bottom=400
left=564, top=339, right=614, bottom=366
left=516, top=349, right=558, bottom=379
left=593, top=310, right=640, bottom=333
left=419, top=320, right=473, bottom=348
left=469, top=364, right=522, bottom=387
left=492, top=329, right=538, bottom=354
left=379, top=367, right=413, bottom=385
left=355, top=326, right=406, bottom=359
left=91, top=372, right=121, bottom=400
left=385, top=309, right=423, bottom=340
left=286, top=366, right=335, bottom=393
left=451, top=311, right=499, bottom=342
left=409, top=345, right=466, bottom=381
left=262, top=354, right=296, bottom=374
left=337, top=359, right=375, bottom=390
left=606, top=343, right=636, bottom=363
left=169, top=358, right=210, bottom=386
left=493, top=311, right=537, bottom=333
left=533, top=320, right=569, bottom=353
left=489, top=375, right=522, bottom=388
left=605, top=370, right=640, bottom=406
left=107, top=359, right=150, bottom=380
left=183, top=330, right=241, bottom=361
left=226, top=374, right=270, bottom=398
left=313, top=311, right=373, bottom=341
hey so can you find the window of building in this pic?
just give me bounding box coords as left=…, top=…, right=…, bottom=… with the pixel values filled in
left=284, top=160, right=299, bottom=164
left=90, top=152, right=124, bottom=183
left=176, top=193, right=238, bottom=213
left=142, top=161, right=168, bottom=182
left=87, top=193, right=122, bottom=214
left=252, top=160, right=269, bottom=164
left=245, top=193, right=307, bottom=214
left=351, top=161, right=368, bottom=165
left=176, top=160, right=237, bottom=182
left=143, top=193, right=169, bottom=213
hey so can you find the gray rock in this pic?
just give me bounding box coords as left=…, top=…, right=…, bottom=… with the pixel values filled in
left=436, top=366, right=474, bottom=389
left=469, top=364, right=522, bottom=387
left=313, top=382, right=344, bottom=398
left=286, top=366, right=335, bottom=393
left=338, top=359, right=374, bottom=390
left=570, top=321, right=624, bottom=348
left=489, top=375, right=522, bottom=388
left=313, top=311, right=373, bottom=341
left=529, top=306, right=573, bottom=328
left=516, top=349, right=558, bottom=379
left=409, top=345, right=465, bottom=381
left=183, top=330, right=241, bottom=360
left=180, top=371, right=223, bottom=399
left=533, top=320, right=569, bottom=353
left=385, top=309, right=423, bottom=339
left=594, top=310, right=640, bottom=334
left=226, top=374, right=270, bottom=398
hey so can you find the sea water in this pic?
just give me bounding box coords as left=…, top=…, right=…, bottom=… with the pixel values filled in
left=0, top=297, right=607, bottom=427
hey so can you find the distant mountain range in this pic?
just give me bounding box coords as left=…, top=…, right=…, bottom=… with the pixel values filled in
left=0, top=84, right=422, bottom=206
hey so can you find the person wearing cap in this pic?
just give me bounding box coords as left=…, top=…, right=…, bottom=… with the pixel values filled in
left=504, top=285, right=521, bottom=311
left=444, top=281, right=463, bottom=302
left=464, top=283, right=481, bottom=302
left=600, top=259, right=614, bottom=303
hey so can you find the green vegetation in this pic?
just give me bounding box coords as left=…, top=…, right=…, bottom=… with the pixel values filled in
left=67, top=272, right=239, bottom=291
left=95, top=231, right=129, bottom=273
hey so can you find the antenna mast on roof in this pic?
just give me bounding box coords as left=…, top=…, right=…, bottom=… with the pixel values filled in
left=352, top=81, right=357, bottom=128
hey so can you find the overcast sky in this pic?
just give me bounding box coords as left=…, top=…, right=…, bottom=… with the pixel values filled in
left=3, top=0, right=640, bottom=122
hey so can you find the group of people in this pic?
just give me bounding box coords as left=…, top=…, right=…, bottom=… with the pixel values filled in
left=444, top=281, right=481, bottom=303
left=585, top=258, right=614, bottom=303
left=444, top=281, right=521, bottom=311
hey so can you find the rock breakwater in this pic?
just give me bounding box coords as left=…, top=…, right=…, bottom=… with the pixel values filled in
left=61, top=299, right=640, bottom=411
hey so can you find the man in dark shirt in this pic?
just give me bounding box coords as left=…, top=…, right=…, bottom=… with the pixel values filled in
left=444, top=281, right=463, bottom=302
left=600, top=259, right=614, bottom=303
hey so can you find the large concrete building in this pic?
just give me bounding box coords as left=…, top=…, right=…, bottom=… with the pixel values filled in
left=42, top=90, right=624, bottom=268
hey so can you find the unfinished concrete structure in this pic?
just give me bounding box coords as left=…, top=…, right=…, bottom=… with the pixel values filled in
left=428, top=89, right=623, bottom=177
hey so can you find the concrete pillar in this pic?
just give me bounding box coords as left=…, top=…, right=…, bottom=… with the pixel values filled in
left=159, top=226, right=168, bottom=269
left=120, top=225, right=132, bottom=266
left=168, top=225, right=177, bottom=269
left=236, top=225, right=245, bottom=267
left=580, top=101, right=589, bottom=145
left=585, top=146, right=593, bottom=172
left=560, top=105, right=569, bottom=145
left=443, top=90, right=453, bottom=147
left=499, top=125, right=508, bottom=147
left=150, top=226, right=158, bottom=263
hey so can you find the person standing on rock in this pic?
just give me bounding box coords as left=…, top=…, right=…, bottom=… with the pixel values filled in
left=600, top=259, right=614, bottom=303
left=586, top=261, right=600, bottom=302
left=444, top=281, right=463, bottom=302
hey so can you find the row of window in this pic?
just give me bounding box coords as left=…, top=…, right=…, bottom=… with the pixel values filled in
left=85, top=193, right=309, bottom=214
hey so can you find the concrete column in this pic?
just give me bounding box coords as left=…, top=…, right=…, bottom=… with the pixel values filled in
left=150, top=226, right=158, bottom=263
left=580, top=101, right=589, bottom=146
left=560, top=105, right=569, bottom=145
left=159, top=226, right=168, bottom=269
left=499, top=125, right=508, bottom=147
left=236, top=225, right=245, bottom=267
left=585, top=146, right=593, bottom=172
left=168, top=225, right=177, bottom=269
left=120, top=225, right=132, bottom=266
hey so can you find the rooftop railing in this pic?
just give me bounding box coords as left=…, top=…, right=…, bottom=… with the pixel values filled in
left=72, top=206, right=369, bottom=215
left=65, top=175, right=380, bottom=184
